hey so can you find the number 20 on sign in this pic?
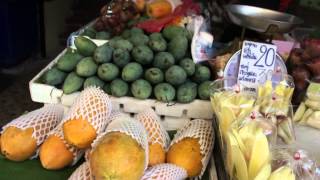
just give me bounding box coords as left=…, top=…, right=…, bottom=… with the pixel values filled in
left=237, top=40, right=277, bottom=91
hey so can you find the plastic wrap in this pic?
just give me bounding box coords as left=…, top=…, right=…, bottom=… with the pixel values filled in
left=209, top=77, right=256, bottom=139
left=210, top=75, right=297, bottom=179
left=256, top=75, right=295, bottom=144
left=271, top=147, right=318, bottom=180
left=224, top=114, right=276, bottom=180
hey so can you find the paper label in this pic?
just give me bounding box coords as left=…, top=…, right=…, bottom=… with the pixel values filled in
left=238, top=41, right=277, bottom=92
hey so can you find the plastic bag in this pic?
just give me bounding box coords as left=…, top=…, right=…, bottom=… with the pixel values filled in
left=190, top=15, right=216, bottom=63
left=271, top=147, right=318, bottom=180
left=256, top=75, right=296, bottom=144
left=209, top=77, right=256, bottom=139
left=224, top=113, right=276, bottom=180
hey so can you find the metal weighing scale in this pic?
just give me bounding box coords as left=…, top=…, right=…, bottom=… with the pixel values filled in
left=225, top=4, right=303, bottom=40
left=223, top=4, right=303, bottom=81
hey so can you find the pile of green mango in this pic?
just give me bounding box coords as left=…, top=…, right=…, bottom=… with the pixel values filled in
left=41, top=25, right=213, bottom=103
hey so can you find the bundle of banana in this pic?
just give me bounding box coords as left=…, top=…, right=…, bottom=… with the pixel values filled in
left=294, top=82, right=320, bottom=129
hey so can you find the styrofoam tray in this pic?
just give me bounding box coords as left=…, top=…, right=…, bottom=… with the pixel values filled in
left=29, top=48, right=214, bottom=131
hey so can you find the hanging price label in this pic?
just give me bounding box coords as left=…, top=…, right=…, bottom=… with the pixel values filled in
left=238, top=40, right=277, bottom=92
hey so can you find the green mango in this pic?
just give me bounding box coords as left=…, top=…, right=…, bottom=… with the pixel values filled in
left=103, top=83, right=111, bottom=94
left=132, top=45, right=154, bottom=65
left=129, top=34, right=149, bottom=46
left=177, top=82, right=197, bottom=103
left=153, top=52, right=175, bottom=70
left=110, top=79, right=129, bottom=97
left=168, top=35, right=188, bottom=60
left=62, top=72, right=84, bottom=94
left=149, top=38, right=167, bottom=52
left=192, top=64, right=211, bottom=83
left=162, top=25, right=188, bottom=40
left=131, top=79, right=152, bottom=99
left=179, top=58, right=195, bottom=76
left=82, top=27, right=96, bottom=38
left=198, top=81, right=212, bottom=100
left=113, top=48, right=131, bottom=68
left=56, top=51, right=83, bottom=72
left=154, top=83, right=176, bottom=102
left=165, top=65, right=187, bottom=86
left=76, top=57, right=98, bottom=77
left=74, top=36, right=97, bottom=56
left=42, top=67, right=66, bottom=86
left=95, top=31, right=111, bottom=40
left=83, top=76, right=105, bottom=88
left=94, top=43, right=113, bottom=64
left=144, top=68, right=164, bottom=85
left=114, top=39, right=133, bottom=51
left=121, top=62, right=143, bottom=82
left=97, top=63, right=119, bottom=81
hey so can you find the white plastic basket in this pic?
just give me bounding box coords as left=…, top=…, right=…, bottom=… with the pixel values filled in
left=29, top=49, right=213, bottom=131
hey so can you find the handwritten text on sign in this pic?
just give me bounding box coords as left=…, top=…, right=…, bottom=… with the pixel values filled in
left=238, top=41, right=277, bottom=91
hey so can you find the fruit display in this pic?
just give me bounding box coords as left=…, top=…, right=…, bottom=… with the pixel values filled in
left=294, top=82, right=320, bottom=128
left=1, top=104, right=64, bottom=161
left=41, top=24, right=213, bottom=104
left=287, top=38, right=320, bottom=105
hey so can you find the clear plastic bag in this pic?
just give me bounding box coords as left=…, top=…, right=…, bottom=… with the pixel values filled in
left=271, top=147, right=318, bottom=180
left=210, top=77, right=256, bottom=139
left=256, top=74, right=296, bottom=144
left=224, top=114, right=276, bottom=180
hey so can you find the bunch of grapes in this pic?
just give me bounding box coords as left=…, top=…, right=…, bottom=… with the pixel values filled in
left=94, top=0, right=138, bottom=34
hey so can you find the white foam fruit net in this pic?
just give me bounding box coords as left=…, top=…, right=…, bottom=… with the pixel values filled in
left=170, top=119, right=215, bottom=179
left=62, top=87, right=112, bottom=135
left=91, top=116, right=149, bottom=170
left=1, top=104, right=64, bottom=145
left=141, top=163, right=188, bottom=180
left=136, top=108, right=170, bottom=149
left=68, top=161, right=92, bottom=180
left=48, top=123, right=84, bottom=165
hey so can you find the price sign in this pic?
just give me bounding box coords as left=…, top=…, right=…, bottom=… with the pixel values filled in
left=237, top=40, right=277, bottom=92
